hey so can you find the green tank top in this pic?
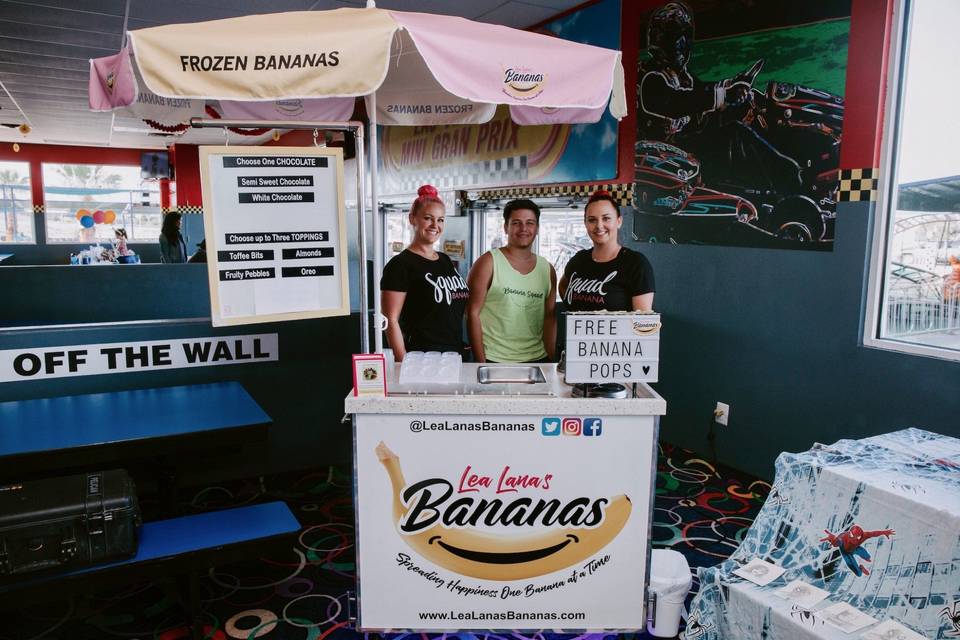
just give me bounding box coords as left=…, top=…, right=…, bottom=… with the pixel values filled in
left=479, top=248, right=551, bottom=362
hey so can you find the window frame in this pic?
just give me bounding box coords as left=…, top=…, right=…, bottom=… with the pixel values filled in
left=40, top=162, right=162, bottom=245
left=0, top=159, right=37, bottom=245
left=863, top=0, right=960, bottom=363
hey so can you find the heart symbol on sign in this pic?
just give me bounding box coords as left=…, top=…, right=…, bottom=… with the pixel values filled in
left=642, top=365, right=651, bottom=375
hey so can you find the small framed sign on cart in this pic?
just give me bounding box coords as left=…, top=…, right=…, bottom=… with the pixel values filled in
left=352, top=354, right=387, bottom=397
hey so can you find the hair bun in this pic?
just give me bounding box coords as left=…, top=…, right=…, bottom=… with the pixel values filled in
left=418, top=184, right=439, bottom=198
left=590, top=189, right=611, bottom=198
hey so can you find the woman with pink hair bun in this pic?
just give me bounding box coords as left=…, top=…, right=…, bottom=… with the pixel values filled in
left=380, top=185, right=469, bottom=361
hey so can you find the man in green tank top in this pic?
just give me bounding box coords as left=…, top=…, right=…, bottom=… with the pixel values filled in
left=467, top=199, right=557, bottom=363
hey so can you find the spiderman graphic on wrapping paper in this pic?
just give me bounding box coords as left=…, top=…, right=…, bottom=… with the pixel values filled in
left=820, top=525, right=895, bottom=576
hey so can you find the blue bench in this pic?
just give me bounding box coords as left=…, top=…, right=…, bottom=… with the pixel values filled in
left=0, top=501, right=301, bottom=634
left=0, top=382, right=271, bottom=479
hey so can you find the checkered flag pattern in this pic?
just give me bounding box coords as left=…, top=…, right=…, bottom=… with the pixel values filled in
left=388, top=156, right=528, bottom=194
left=838, top=168, right=878, bottom=202
left=32, top=204, right=44, bottom=215
left=169, top=205, right=204, bottom=215
left=475, top=182, right=633, bottom=206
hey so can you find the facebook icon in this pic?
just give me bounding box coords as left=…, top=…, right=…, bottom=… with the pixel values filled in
left=583, top=418, right=603, bottom=436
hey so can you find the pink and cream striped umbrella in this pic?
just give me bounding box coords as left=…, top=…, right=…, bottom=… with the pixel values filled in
left=90, top=7, right=626, bottom=127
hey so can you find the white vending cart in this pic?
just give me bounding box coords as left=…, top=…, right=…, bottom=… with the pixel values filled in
left=345, top=362, right=666, bottom=631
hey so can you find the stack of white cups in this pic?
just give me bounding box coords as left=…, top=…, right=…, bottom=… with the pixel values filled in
left=399, top=351, right=462, bottom=384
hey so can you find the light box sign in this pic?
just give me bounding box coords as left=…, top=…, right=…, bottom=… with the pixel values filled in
left=199, top=146, right=349, bottom=326
left=565, top=313, right=661, bottom=383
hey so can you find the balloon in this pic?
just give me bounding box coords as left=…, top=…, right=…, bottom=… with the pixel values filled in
left=104, top=210, right=116, bottom=224
left=75, top=209, right=90, bottom=220
left=80, top=215, right=95, bottom=228
left=93, top=210, right=105, bottom=224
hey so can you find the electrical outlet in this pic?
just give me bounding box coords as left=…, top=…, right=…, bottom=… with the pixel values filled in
left=714, top=402, right=730, bottom=426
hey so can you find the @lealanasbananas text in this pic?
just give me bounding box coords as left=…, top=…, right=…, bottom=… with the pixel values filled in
left=376, top=442, right=631, bottom=581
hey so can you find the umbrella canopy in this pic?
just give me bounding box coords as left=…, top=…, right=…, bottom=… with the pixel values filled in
left=90, top=7, right=626, bottom=127
left=88, top=5, right=627, bottom=353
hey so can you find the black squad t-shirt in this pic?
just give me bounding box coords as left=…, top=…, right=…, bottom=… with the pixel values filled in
left=562, top=247, right=655, bottom=311
left=380, top=250, right=469, bottom=352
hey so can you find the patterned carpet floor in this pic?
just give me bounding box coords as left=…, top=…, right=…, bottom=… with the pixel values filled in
left=3, top=442, right=769, bottom=640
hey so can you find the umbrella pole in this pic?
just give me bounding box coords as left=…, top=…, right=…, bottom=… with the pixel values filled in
left=355, top=123, right=371, bottom=354
left=189, top=118, right=371, bottom=352
left=369, top=95, right=383, bottom=354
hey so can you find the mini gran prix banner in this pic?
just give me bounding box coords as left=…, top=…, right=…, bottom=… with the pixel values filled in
left=199, top=146, right=349, bottom=326
left=354, top=413, right=656, bottom=630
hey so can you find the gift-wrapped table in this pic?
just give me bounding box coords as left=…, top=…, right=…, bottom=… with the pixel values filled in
left=685, top=428, right=960, bottom=639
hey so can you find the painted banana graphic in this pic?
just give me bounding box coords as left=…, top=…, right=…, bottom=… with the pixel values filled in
left=376, top=442, right=631, bottom=581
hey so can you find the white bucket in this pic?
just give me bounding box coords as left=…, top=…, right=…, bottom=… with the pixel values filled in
left=648, top=549, right=692, bottom=638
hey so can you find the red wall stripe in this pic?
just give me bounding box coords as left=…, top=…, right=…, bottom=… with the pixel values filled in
left=169, top=144, right=202, bottom=210
left=840, top=0, right=895, bottom=169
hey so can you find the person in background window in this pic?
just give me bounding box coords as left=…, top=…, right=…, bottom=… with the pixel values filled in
left=114, top=228, right=130, bottom=256
left=560, top=190, right=655, bottom=312
left=159, top=211, right=187, bottom=263
left=944, top=255, right=960, bottom=302
left=467, top=199, right=557, bottom=363
left=381, top=185, right=469, bottom=360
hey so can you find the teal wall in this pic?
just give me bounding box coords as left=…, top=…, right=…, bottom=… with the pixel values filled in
left=0, top=265, right=360, bottom=478
left=627, top=199, right=959, bottom=479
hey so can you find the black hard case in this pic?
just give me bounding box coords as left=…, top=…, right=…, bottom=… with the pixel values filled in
left=0, top=470, right=141, bottom=576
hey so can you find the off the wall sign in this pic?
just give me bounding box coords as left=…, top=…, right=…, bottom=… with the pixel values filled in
left=565, top=312, right=660, bottom=383
left=0, top=334, right=278, bottom=383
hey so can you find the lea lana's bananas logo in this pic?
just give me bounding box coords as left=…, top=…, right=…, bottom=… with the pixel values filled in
left=377, top=442, right=630, bottom=580
left=502, top=68, right=546, bottom=100
left=632, top=320, right=661, bottom=336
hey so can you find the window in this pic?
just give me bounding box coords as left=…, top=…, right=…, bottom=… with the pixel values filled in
left=385, top=210, right=416, bottom=260
left=0, top=160, right=35, bottom=243
left=866, top=0, right=960, bottom=361
left=481, top=205, right=591, bottom=279
left=42, top=164, right=162, bottom=244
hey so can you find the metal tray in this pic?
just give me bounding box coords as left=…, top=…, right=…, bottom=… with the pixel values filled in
left=477, top=365, right=546, bottom=384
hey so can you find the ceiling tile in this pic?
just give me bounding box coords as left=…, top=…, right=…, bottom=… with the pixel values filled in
left=0, top=5, right=125, bottom=33
left=474, top=2, right=558, bottom=26
left=0, top=20, right=122, bottom=50
left=8, top=0, right=127, bottom=16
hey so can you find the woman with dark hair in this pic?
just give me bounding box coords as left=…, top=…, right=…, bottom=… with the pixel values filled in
left=380, top=185, right=469, bottom=360
left=158, top=211, right=187, bottom=263
left=559, top=190, right=655, bottom=312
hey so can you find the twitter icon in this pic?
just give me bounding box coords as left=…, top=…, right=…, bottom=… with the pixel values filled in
left=542, top=417, right=561, bottom=436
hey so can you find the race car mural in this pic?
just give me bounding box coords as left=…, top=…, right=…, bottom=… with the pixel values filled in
left=632, top=1, right=849, bottom=249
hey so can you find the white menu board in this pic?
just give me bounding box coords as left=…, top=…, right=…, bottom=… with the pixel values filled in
left=199, top=146, right=349, bottom=326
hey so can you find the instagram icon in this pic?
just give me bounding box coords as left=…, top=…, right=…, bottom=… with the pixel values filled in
left=561, top=418, right=582, bottom=436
